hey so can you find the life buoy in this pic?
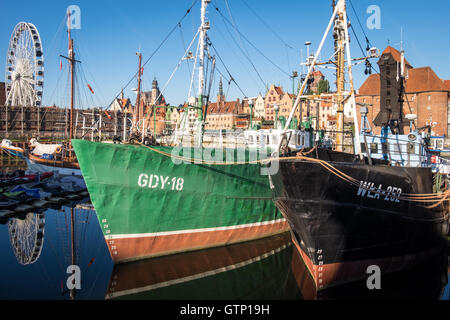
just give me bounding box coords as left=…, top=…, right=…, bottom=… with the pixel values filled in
left=55, top=146, right=62, bottom=153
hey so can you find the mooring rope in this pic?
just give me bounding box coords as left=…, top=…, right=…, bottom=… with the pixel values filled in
left=136, top=142, right=449, bottom=206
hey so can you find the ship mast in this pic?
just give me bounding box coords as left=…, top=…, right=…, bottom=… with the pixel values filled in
left=334, top=0, right=361, bottom=153
left=69, top=207, right=76, bottom=300
left=68, top=11, right=75, bottom=141
left=333, top=0, right=345, bottom=152
left=279, top=0, right=362, bottom=155
left=134, top=52, right=143, bottom=134
left=196, top=0, right=210, bottom=147
left=60, top=10, right=80, bottom=143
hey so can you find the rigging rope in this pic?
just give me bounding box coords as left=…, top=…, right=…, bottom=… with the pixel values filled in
left=213, top=4, right=290, bottom=78
left=105, top=0, right=199, bottom=111
left=347, top=0, right=415, bottom=120
left=212, top=1, right=266, bottom=88
left=209, top=42, right=247, bottom=97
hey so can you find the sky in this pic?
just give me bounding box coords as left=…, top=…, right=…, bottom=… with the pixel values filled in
left=1, top=0, right=450, bottom=109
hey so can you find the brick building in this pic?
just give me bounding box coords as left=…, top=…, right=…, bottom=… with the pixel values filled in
left=356, top=46, right=450, bottom=136
left=309, top=70, right=325, bottom=94
left=204, top=84, right=242, bottom=130
left=204, top=100, right=241, bottom=130
left=0, top=82, right=5, bottom=106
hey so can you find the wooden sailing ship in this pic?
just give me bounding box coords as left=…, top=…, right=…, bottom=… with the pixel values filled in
left=25, top=10, right=80, bottom=176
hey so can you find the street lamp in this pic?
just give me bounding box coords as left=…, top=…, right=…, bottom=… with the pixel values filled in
left=248, top=99, right=253, bottom=129
left=305, top=41, right=313, bottom=67
left=291, top=71, right=298, bottom=94
left=274, top=104, right=279, bottom=129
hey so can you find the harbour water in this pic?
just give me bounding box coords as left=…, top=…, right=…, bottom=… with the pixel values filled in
left=0, top=193, right=448, bottom=300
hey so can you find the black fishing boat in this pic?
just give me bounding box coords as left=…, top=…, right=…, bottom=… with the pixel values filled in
left=271, top=148, right=448, bottom=289
left=269, top=0, right=449, bottom=290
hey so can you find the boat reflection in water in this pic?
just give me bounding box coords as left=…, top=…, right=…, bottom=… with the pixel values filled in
left=290, top=240, right=449, bottom=300
left=0, top=204, right=447, bottom=300
left=105, top=232, right=302, bottom=300
left=105, top=226, right=448, bottom=300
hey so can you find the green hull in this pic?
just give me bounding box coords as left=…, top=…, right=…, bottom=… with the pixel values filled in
left=72, top=140, right=287, bottom=263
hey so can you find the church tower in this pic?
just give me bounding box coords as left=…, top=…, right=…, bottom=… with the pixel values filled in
left=217, top=77, right=225, bottom=103
left=151, top=77, right=160, bottom=105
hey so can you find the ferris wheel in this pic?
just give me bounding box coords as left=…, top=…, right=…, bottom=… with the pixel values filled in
left=5, top=22, right=44, bottom=107
left=8, top=212, right=45, bottom=265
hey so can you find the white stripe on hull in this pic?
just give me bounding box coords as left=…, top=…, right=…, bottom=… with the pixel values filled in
left=105, top=218, right=287, bottom=240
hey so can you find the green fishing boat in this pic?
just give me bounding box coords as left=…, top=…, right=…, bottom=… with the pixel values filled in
left=72, top=140, right=287, bottom=263
left=71, top=0, right=300, bottom=263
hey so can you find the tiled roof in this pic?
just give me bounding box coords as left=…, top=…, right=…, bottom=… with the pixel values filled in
left=312, top=70, right=324, bottom=77
left=382, top=46, right=412, bottom=68
left=206, top=99, right=241, bottom=114
left=274, top=86, right=284, bottom=96
left=444, top=80, right=450, bottom=91
left=405, top=67, right=448, bottom=92
left=358, top=66, right=450, bottom=95
left=358, top=74, right=380, bottom=95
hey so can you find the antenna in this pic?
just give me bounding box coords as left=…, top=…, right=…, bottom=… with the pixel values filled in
left=400, top=27, right=403, bottom=52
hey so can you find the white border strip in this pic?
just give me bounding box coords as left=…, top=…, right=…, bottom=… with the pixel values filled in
left=105, top=218, right=286, bottom=240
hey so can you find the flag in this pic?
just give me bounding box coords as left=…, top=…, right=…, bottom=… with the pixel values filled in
left=87, top=83, right=94, bottom=94
left=60, top=59, right=62, bottom=70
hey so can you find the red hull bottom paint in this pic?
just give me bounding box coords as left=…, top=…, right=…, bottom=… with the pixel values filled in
left=290, top=232, right=443, bottom=290
left=105, top=220, right=289, bottom=263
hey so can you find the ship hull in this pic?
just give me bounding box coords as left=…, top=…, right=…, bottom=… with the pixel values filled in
left=72, top=139, right=288, bottom=263
left=26, top=155, right=81, bottom=176
left=271, top=148, right=449, bottom=290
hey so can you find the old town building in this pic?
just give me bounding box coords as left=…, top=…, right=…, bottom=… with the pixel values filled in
left=356, top=46, right=450, bottom=136
left=309, top=70, right=325, bottom=94
left=204, top=81, right=242, bottom=130
left=109, top=90, right=133, bottom=113
left=264, top=85, right=284, bottom=121
left=137, top=78, right=168, bottom=135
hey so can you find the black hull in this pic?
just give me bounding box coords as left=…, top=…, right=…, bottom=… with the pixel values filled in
left=271, top=148, right=449, bottom=289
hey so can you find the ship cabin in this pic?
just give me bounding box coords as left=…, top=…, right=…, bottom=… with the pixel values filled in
left=244, top=129, right=311, bottom=151
left=358, top=129, right=429, bottom=168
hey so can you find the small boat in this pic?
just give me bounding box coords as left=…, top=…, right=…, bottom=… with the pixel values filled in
left=0, top=139, right=25, bottom=159
left=25, top=139, right=81, bottom=176
left=0, top=171, right=53, bottom=188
